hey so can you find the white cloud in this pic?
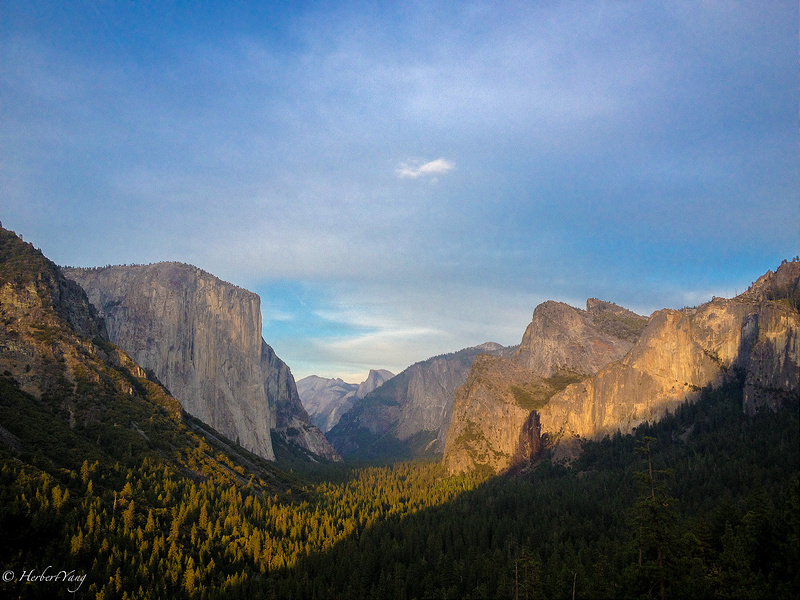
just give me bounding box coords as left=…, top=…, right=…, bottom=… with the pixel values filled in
left=396, top=158, right=455, bottom=179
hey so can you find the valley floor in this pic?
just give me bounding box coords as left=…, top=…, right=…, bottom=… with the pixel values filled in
left=1, top=375, right=798, bottom=599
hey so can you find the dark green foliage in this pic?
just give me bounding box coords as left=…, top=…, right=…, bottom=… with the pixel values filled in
left=592, top=310, right=649, bottom=341
left=510, top=383, right=551, bottom=410
left=545, top=368, right=586, bottom=391
left=266, top=376, right=798, bottom=600
left=2, top=339, right=797, bottom=599
left=0, top=227, right=53, bottom=286
left=765, top=283, right=800, bottom=311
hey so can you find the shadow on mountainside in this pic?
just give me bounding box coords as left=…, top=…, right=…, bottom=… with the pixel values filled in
left=238, top=376, right=799, bottom=600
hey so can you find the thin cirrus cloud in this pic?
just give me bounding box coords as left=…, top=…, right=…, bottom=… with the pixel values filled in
left=396, top=158, right=455, bottom=179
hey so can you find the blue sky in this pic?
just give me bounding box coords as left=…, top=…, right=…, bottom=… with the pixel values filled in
left=2, top=1, right=798, bottom=382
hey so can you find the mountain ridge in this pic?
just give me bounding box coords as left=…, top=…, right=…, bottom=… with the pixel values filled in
left=443, top=260, right=800, bottom=474
left=64, top=262, right=340, bottom=463
left=327, top=342, right=517, bottom=459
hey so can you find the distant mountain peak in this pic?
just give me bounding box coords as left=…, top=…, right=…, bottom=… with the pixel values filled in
left=297, top=369, right=394, bottom=433
left=472, top=341, right=505, bottom=352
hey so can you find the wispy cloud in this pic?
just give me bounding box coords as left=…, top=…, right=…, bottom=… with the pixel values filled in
left=396, top=158, right=455, bottom=179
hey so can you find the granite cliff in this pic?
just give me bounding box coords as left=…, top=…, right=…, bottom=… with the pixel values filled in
left=444, top=300, right=645, bottom=473
left=0, top=224, right=299, bottom=491
left=444, top=261, right=800, bottom=474
left=64, top=263, right=339, bottom=462
left=328, top=343, right=515, bottom=459
left=515, top=299, right=648, bottom=376
left=297, top=369, right=394, bottom=433
left=0, top=225, right=181, bottom=436
left=539, top=261, right=800, bottom=461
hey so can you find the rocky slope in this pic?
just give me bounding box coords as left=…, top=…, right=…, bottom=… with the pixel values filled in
left=328, top=343, right=515, bottom=458
left=297, top=369, right=394, bottom=433
left=64, top=263, right=339, bottom=462
left=540, top=262, right=800, bottom=461
left=444, top=300, right=645, bottom=473
left=0, top=224, right=299, bottom=493
left=0, top=225, right=186, bottom=435
left=444, top=261, right=800, bottom=474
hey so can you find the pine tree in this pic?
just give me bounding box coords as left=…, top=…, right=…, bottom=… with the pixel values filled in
left=626, top=436, right=679, bottom=600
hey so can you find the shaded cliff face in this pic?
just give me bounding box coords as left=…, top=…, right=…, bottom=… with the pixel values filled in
left=328, top=343, right=515, bottom=459
left=444, top=300, right=645, bottom=474
left=262, top=341, right=341, bottom=461
left=297, top=369, right=393, bottom=433
left=64, top=263, right=340, bottom=462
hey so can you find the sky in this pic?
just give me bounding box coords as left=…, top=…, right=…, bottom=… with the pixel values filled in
left=1, top=1, right=798, bottom=382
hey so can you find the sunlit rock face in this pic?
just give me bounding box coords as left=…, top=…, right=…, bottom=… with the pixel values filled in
left=444, top=261, right=800, bottom=474
left=442, top=354, right=541, bottom=474
left=65, top=263, right=340, bottom=462
left=444, top=300, right=644, bottom=474
left=514, top=299, right=647, bottom=377
left=541, top=262, right=800, bottom=459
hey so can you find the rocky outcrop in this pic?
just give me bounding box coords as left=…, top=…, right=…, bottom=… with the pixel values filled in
left=540, top=262, right=800, bottom=459
left=444, top=300, right=645, bottom=474
left=328, top=343, right=515, bottom=458
left=297, top=369, right=394, bottom=433
left=514, top=299, right=647, bottom=376
left=442, top=355, right=548, bottom=474
left=444, top=261, right=800, bottom=474
left=64, top=263, right=340, bottom=462
left=0, top=225, right=184, bottom=428
left=357, top=369, right=395, bottom=399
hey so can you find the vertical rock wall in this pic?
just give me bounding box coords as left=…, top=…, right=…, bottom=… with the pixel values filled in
left=65, top=263, right=277, bottom=461
left=540, top=277, right=800, bottom=459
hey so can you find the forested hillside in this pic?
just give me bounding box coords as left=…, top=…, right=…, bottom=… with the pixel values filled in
left=2, top=369, right=797, bottom=599
left=1, top=225, right=797, bottom=599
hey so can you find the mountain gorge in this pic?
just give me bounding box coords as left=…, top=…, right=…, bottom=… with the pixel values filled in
left=1, top=222, right=797, bottom=599
left=64, top=263, right=339, bottom=463
left=327, top=342, right=516, bottom=459
left=444, top=261, right=800, bottom=474
left=297, top=369, right=394, bottom=433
